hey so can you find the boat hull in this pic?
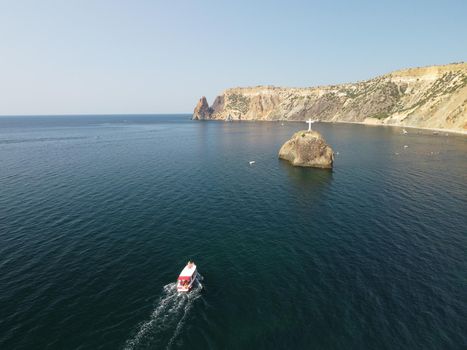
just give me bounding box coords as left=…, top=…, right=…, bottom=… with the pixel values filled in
left=177, top=271, right=198, bottom=292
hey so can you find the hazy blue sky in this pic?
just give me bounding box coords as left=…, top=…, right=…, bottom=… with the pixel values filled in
left=0, top=0, right=466, bottom=115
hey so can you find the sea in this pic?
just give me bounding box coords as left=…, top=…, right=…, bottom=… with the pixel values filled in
left=0, top=115, right=466, bottom=350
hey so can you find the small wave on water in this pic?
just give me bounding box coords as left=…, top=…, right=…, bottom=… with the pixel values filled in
left=124, top=275, right=203, bottom=350
left=0, top=136, right=87, bottom=145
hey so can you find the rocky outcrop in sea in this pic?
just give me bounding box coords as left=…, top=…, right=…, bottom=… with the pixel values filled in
left=278, top=130, right=334, bottom=168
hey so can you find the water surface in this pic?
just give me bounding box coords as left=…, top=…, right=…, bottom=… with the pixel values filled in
left=0, top=115, right=466, bottom=349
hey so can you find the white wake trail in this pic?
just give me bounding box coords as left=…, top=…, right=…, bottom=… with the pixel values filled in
left=124, top=277, right=203, bottom=350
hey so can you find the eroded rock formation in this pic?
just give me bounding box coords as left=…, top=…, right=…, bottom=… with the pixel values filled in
left=279, top=130, right=334, bottom=168
left=193, top=96, right=212, bottom=120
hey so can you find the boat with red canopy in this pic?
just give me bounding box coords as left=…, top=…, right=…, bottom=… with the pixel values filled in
left=177, top=261, right=198, bottom=292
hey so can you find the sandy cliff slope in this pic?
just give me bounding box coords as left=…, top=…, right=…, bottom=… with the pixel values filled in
left=193, top=62, right=467, bottom=132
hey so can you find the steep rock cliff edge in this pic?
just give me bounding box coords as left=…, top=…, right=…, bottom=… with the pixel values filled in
left=193, top=63, right=467, bottom=133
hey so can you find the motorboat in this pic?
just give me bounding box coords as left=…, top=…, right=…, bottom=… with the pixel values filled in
left=177, top=261, right=198, bottom=292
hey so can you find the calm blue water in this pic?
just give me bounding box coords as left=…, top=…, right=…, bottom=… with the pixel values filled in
left=0, top=115, right=466, bottom=350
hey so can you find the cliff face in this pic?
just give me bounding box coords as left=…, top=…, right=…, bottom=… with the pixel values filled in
left=193, top=63, right=467, bottom=132
left=193, top=96, right=212, bottom=120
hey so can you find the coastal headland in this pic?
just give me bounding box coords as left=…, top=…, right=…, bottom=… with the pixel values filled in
left=193, top=62, right=467, bottom=134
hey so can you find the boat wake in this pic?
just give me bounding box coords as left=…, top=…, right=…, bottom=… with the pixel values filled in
left=124, top=276, right=203, bottom=350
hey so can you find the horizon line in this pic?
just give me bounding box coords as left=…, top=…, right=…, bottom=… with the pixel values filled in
left=0, top=113, right=193, bottom=117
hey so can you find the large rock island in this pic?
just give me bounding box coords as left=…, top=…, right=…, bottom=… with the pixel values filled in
left=193, top=62, right=467, bottom=132
left=279, top=130, right=334, bottom=168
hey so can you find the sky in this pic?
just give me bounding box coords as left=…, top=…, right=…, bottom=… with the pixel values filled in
left=0, top=0, right=466, bottom=115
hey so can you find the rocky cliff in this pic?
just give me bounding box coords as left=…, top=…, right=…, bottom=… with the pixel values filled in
left=193, top=62, right=467, bottom=132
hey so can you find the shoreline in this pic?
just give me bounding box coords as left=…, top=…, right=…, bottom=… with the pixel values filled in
left=195, top=118, right=467, bottom=136
left=326, top=120, right=467, bottom=136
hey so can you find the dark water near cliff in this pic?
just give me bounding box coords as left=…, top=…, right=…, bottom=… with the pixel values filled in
left=0, top=115, right=466, bottom=350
